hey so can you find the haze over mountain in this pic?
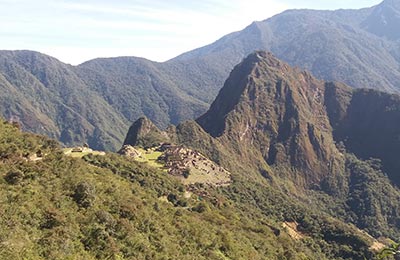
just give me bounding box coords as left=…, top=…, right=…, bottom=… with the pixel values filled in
left=175, top=0, right=400, bottom=93
left=0, top=0, right=399, bottom=150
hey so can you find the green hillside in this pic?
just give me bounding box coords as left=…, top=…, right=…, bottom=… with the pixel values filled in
left=0, top=111, right=382, bottom=259
left=124, top=52, right=400, bottom=259
left=194, top=51, right=400, bottom=240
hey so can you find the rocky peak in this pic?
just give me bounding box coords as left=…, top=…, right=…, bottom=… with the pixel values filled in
left=197, top=51, right=341, bottom=185
left=196, top=51, right=293, bottom=137
left=123, top=117, right=169, bottom=148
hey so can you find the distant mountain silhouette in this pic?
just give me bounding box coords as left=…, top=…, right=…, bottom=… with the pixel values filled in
left=175, top=0, right=400, bottom=93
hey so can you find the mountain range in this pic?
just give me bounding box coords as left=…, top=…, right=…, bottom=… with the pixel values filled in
left=2, top=51, right=399, bottom=259
left=3, top=0, right=400, bottom=258
left=1, top=0, right=399, bottom=151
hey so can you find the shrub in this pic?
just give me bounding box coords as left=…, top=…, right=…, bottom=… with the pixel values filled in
left=73, top=181, right=96, bottom=208
left=192, top=202, right=209, bottom=213
left=40, top=208, right=65, bottom=229
left=183, top=168, right=190, bottom=179
left=4, top=170, right=24, bottom=185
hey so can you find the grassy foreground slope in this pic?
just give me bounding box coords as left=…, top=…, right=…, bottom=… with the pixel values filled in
left=0, top=120, right=321, bottom=259
left=0, top=118, right=380, bottom=259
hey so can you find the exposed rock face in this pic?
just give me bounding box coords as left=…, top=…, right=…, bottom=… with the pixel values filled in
left=118, top=145, right=142, bottom=158
left=196, top=50, right=400, bottom=188
left=197, top=51, right=342, bottom=185
left=123, top=117, right=170, bottom=148
left=328, top=88, right=400, bottom=186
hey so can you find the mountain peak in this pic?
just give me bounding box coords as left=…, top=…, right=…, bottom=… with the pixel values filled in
left=123, top=117, right=169, bottom=148
left=362, top=0, right=400, bottom=39
left=382, top=0, right=400, bottom=9
left=244, top=51, right=291, bottom=73
left=197, top=51, right=340, bottom=184
left=251, top=50, right=280, bottom=62
left=197, top=51, right=306, bottom=137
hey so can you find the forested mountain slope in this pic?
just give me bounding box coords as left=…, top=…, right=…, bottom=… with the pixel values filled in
left=2, top=0, right=400, bottom=151
left=126, top=52, right=400, bottom=246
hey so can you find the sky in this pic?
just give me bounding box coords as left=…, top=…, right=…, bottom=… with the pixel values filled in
left=0, top=0, right=383, bottom=65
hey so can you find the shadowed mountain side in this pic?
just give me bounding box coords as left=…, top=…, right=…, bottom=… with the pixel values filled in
left=327, top=87, right=400, bottom=186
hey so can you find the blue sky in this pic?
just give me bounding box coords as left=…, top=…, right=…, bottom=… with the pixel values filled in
left=0, top=0, right=382, bottom=64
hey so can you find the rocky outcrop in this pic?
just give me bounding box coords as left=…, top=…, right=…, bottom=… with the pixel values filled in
left=123, top=117, right=170, bottom=148
left=117, top=145, right=142, bottom=158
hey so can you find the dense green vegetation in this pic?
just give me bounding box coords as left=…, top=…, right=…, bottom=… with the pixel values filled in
left=0, top=113, right=383, bottom=259
left=2, top=2, right=400, bottom=258
left=0, top=51, right=210, bottom=151
left=0, top=51, right=129, bottom=151
left=344, top=155, right=400, bottom=238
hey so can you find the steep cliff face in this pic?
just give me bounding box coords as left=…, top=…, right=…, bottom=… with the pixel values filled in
left=330, top=89, right=400, bottom=186
left=323, top=80, right=400, bottom=186
left=197, top=51, right=342, bottom=185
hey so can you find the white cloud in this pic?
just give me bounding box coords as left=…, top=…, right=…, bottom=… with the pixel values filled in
left=0, top=0, right=290, bottom=64
left=35, top=45, right=188, bottom=65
